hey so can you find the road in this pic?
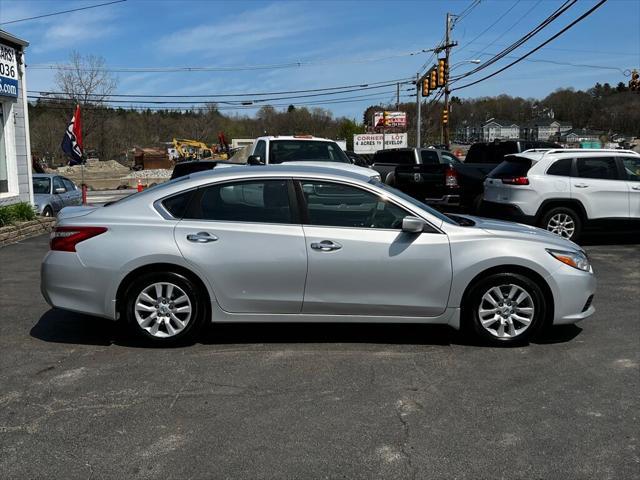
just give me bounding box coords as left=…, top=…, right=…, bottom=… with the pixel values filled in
left=87, top=189, right=136, bottom=205
left=0, top=234, right=638, bottom=479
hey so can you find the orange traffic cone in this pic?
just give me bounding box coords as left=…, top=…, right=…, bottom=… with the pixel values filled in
left=137, top=179, right=143, bottom=192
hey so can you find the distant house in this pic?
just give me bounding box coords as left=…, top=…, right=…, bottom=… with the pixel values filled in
left=482, top=118, right=520, bottom=142
left=522, top=117, right=572, bottom=141
left=560, top=128, right=604, bottom=144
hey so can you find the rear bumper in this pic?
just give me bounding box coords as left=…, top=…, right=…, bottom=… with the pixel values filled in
left=480, top=200, right=536, bottom=225
left=41, top=251, right=115, bottom=320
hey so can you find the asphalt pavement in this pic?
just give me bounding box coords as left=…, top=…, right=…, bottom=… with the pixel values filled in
left=0, top=234, right=638, bottom=479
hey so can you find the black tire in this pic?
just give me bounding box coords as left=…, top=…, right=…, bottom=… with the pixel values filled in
left=123, top=271, right=206, bottom=346
left=42, top=206, right=53, bottom=217
left=539, top=206, right=582, bottom=242
left=466, top=273, right=547, bottom=346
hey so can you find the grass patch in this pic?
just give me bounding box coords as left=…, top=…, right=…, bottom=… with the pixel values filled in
left=0, top=202, right=37, bottom=227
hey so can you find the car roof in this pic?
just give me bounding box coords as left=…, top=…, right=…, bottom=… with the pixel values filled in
left=510, top=148, right=640, bottom=162
left=255, top=135, right=337, bottom=143
left=188, top=163, right=370, bottom=182
left=32, top=173, right=59, bottom=178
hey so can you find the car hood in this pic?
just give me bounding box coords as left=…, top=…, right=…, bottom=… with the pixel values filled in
left=461, top=215, right=581, bottom=250
left=280, top=161, right=378, bottom=178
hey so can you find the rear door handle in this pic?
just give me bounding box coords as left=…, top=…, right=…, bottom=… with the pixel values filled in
left=310, top=240, right=342, bottom=251
left=186, top=232, right=218, bottom=243
left=574, top=184, right=589, bottom=188
left=632, top=185, right=640, bottom=191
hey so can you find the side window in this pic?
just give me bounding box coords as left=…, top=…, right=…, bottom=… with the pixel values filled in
left=546, top=158, right=572, bottom=176
left=576, top=157, right=619, bottom=180
left=420, top=150, right=440, bottom=165
left=253, top=140, right=266, bottom=159
left=187, top=180, right=292, bottom=224
left=62, top=178, right=76, bottom=191
left=440, top=152, right=460, bottom=164
left=162, top=190, right=195, bottom=218
left=52, top=177, right=66, bottom=192
left=621, top=157, right=640, bottom=181
left=300, top=180, right=409, bottom=229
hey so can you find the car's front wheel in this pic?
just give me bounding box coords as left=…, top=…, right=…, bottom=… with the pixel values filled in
left=124, top=272, right=206, bottom=345
left=467, top=273, right=547, bottom=346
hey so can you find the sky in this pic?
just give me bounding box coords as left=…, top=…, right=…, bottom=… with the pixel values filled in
left=0, top=0, right=639, bottom=120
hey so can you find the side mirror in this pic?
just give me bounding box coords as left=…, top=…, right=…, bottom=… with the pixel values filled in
left=54, top=187, right=66, bottom=194
left=247, top=155, right=263, bottom=165
left=401, top=216, right=426, bottom=234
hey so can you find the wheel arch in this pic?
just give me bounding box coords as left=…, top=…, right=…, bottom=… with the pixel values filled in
left=460, top=264, right=554, bottom=327
left=115, top=263, right=212, bottom=320
left=535, top=198, right=588, bottom=223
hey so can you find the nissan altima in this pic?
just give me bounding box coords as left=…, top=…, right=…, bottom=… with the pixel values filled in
left=41, top=165, right=596, bottom=346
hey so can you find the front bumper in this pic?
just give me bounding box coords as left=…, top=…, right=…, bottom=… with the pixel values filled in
left=546, top=266, right=597, bottom=325
left=480, top=200, right=536, bottom=225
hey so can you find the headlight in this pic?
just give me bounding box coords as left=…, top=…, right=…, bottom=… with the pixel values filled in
left=547, top=249, right=591, bottom=272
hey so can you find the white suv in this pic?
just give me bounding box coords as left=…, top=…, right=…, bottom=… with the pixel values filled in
left=246, top=135, right=379, bottom=180
left=483, top=148, right=640, bottom=241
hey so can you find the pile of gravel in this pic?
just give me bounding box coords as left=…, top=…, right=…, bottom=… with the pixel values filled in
left=57, top=160, right=130, bottom=174
left=125, top=169, right=172, bottom=179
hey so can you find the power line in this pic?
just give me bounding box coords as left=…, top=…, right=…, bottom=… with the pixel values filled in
left=451, top=0, right=609, bottom=91
left=0, top=0, right=126, bottom=25
left=453, top=0, right=483, bottom=25
left=456, top=0, right=523, bottom=55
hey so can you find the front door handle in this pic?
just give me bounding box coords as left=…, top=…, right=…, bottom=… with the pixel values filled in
left=186, top=232, right=218, bottom=243
left=310, top=240, right=342, bottom=251
left=632, top=185, right=640, bottom=191
left=574, top=183, right=589, bottom=188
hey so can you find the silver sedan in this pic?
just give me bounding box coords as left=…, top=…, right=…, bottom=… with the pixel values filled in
left=41, top=165, right=596, bottom=346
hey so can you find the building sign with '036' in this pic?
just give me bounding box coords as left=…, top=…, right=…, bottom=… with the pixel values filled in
left=0, top=43, right=19, bottom=99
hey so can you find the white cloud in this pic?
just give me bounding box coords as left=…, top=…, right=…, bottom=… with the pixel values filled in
left=157, top=2, right=318, bottom=57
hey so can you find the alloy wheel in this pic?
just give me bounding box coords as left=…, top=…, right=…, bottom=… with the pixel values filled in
left=546, top=213, right=575, bottom=238
left=134, top=282, right=192, bottom=338
left=477, top=284, right=535, bottom=339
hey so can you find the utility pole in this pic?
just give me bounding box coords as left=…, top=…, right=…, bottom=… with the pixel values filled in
left=443, top=12, right=452, bottom=150
left=396, top=82, right=400, bottom=110
left=416, top=73, right=421, bottom=148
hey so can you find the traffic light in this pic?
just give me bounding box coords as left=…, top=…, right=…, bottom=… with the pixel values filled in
left=630, top=69, right=639, bottom=91
left=430, top=69, right=437, bottom=90
left=442, top=108, right=449, bottom=124
left=437, top=58, right=447, bottom=87
left=422, top=78, right=430, bottom=96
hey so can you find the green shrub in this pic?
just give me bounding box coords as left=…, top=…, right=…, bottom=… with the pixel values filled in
left=0, top=202, right=37, bottom=227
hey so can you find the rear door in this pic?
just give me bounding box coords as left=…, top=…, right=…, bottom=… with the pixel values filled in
left=297, top=179, right=452, bottom=317
left=51, top=176, right=66, bottom=212
left=620, top=156, right=640, bottom=219
left=61, top=178, right=81, bottom=206
left=572, top=157, right=629, bottom=219
left=173, top=178, right=308, bottom=313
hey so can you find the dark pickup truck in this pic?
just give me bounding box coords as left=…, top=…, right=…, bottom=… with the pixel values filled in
left=371, top=141, right=562, bottom=211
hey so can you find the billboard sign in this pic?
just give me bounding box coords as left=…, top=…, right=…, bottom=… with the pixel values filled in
left=353, top=133, right=408, bottom=154
left=373, top=111, right=407, bottom=128
left=0, top=43, right=18, bottom=99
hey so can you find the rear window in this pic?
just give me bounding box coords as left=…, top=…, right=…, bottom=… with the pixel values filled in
left=465, top=142, right=518, bottom=164
left=375, top=150, right=415, bottom=165
left=546, top=158, right=572, bottom=176
left=488, top=157, right=532, bottom=178
left=268, top=140, right=349, bottom=164
left=420, top=150, right=440, bottom=164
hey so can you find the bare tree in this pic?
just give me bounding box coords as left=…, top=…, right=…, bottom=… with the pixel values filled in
left=55, top=51, right=117, bottom=105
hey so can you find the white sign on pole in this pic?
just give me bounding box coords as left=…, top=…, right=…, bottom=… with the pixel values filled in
left=353, top=133, right=408, bottom=154
left=373, top=111, right=407, bottom=128
left=0, top=43, right=18, bottom=99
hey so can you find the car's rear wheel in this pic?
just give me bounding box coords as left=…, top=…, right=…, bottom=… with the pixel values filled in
left=124, top=272, right=205, bottom=345
left=540, top=206, right=582, bottom=242
left=42, top=206, right=53, bottom=217
left=467, top=273, right=547, bottom=346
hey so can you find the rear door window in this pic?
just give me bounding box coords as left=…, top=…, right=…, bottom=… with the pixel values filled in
left=576, top=157, right=619, bottom=180
left=62, top=178, right=76, bottom=191
left=420, top=150, right=440, bottom=165
left=52, top=176, right=66, bottom=192
left=488, top=157, right=532, bottom=178
left=546, top=158, right=572, bottom=176
left=620, top=157, right=640, bottom=181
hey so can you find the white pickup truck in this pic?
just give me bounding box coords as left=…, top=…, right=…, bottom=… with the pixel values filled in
left=245, top=135, right=380, bottom=180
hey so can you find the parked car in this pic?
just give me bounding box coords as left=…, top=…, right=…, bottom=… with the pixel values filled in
left=42, top=164, right=596, bottom=347
left=465, top=140, right=562, bottom=166
left=344, top=150, right=370, bottom=167
left=482, top=148, right=640, bottom=241
left=32, top=174, right=82, bottom=216
left=245, top=135, right=379, bottom=180
left=371, top=147, right=488, bottom=210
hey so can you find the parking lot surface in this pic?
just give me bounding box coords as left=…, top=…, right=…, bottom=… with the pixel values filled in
left=1, top=234, right=638, bottom=479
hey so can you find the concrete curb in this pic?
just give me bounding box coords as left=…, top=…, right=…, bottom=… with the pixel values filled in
left=0, top=218, right=56, bottom=247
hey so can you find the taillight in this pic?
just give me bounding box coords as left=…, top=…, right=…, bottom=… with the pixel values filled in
left=501, top=176, right=529, bottom=185
left=50, top=226, right=107, bottom=252
left=445, top=166, right=459, bottom=188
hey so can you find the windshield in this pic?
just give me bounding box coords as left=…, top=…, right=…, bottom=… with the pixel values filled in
left=368, top=179, right=457, bottom=225
left=269, top=140, right=350, bottom=164
left=32, top=177, right=51, bottom=194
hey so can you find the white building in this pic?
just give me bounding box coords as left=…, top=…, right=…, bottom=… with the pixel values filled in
left=482, top=118, right=520, bottom=142
left=0, top=30, right=32, bottom=207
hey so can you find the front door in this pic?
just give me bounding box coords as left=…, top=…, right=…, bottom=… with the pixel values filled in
left=572, top=157, right=629, bottom=219
left=174, top=179, right=307, bottom=313
left=620, top=156, right=640, bottom=219
left=297, top=180, right=452, bottom=317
